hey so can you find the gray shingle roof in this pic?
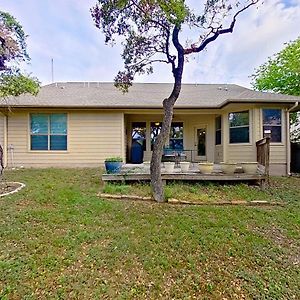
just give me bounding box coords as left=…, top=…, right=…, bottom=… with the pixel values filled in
left=1, top=82, right=299, bottom=109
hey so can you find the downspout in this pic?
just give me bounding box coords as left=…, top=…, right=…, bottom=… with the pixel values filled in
left=287, top=102, right=299, bottom=175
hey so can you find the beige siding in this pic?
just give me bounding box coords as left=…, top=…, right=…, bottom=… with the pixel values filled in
left=224, top=108, right=259, bottom=162
left=227, top=145, right=256, bottom=162
left=269, top=164, right=287, bottom=176
left=3, top=105, right=290, bottom=174
left=223, top=106, right=288, bottom=174
left=0, top=114, right=5, bottom=167
left=214, top=145, right=223, bottom=163
left=6, top=110, right=124, bottom=168
left=0, top=114, right=4, bottom=148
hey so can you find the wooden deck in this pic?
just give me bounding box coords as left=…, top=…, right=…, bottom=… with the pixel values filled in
left=102, top=166, right=266, bottom=186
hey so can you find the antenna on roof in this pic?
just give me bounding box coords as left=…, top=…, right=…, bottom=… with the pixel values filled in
left=51, top=58, right=54, bottom=83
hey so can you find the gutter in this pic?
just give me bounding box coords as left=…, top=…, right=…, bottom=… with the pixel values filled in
left=286, top=102, right=299, bottom=175
left=0, top=99, right=298, bottom=111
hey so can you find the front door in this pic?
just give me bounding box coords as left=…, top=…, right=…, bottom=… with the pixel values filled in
left=194, top=126, right=207, bottom=161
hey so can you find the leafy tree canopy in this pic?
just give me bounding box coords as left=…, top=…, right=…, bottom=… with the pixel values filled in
left=251, top=37, right=300, bottom=96
left=252, top=38, right=300, bottom=142
left=0, top=11, right=39, bottom=98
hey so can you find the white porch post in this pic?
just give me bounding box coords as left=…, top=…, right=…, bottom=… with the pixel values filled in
left=222, top=112, right=228, bottom=162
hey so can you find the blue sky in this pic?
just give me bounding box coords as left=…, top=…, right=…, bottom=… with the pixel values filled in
left=1, top=0, right=299, bottom=87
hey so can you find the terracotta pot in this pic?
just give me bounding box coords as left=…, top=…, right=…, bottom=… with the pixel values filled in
left=164, top=162, right=175, bottom=173
left=198, top=162, right=214, bottom=174
left=241, top=162, right=258, bottom=174
left=180, top=162, right=190, bottom=172
left=220, top=162, right=237, bottom=174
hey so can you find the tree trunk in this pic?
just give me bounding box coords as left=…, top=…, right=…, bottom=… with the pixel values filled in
left=150, top=97, right=177, bottom=202
left=150, top=27, right=184, bottom=202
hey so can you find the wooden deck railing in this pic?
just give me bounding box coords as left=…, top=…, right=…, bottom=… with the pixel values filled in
left=256, top=136, right=270, bottom=180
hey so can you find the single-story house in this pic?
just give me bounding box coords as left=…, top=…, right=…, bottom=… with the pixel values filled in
left=0, top=82, right=299, bottom=175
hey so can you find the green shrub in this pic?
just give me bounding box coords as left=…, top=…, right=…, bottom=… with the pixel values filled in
left=104, top=157, right=123, bottom=162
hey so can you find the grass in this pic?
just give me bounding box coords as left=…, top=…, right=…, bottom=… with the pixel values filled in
left=103, top=177, right=300, bottom=203
left=0, top=168, right=299, bottom=299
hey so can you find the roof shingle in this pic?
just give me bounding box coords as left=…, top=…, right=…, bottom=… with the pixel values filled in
left=1, top=82, right=299, bottom=109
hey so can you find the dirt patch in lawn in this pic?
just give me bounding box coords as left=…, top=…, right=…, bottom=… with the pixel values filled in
left=0, top=181, right=25, bottom=197
left=253, top=225, right=300, bottom=267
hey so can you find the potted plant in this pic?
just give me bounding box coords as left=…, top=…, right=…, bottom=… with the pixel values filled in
left=104, top=157, right=123, bottom=174
left=241, top=162, right=258, bottom=174
left=164, top=161, right=175, bottom=173
left=198, top=162, right=214, bottom=174
left=220, top=162, right=237, bottom=174
left=180, top=161, right=190, bottom=172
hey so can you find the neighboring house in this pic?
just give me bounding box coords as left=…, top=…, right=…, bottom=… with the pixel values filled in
left=0, top=82, right=299, bottom=175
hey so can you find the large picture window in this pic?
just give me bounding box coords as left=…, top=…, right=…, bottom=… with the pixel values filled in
left=263, top=109, right=282, bottom=142
left=229, top=111, right=249, bottom=143
left=215, top=116, right=222, bottom=145
left=169, top=122, right=183, bottom=150
left=30, top=114, right=67, bottom=150
left=151, top=122, right=184, bottom=150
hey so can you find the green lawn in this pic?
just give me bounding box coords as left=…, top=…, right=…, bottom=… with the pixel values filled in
left=0, top=168, right=299, bottom=299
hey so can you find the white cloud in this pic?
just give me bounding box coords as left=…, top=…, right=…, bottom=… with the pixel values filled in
left=182, top=0, right=300, bottom=87
left=1, top=0, right=299, bottom=88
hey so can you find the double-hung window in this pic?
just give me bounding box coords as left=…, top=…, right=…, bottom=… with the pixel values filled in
left=262, top=109, right=282, bottom=143
left=30, top=114, right=67, bottom=150
left=229, top=111, right=249, bottom=143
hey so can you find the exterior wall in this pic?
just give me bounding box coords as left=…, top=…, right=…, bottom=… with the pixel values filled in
left=126, top=113, right=217, bottom=163
left=5, top=110, right=124, bottom=168
left=0, top=114, right=5, bottom=166
left=2, top=105, right=290, bottom=174
left=224, top=106, right=257, bottom=162
left=126, top=107, right=289, bottom=175
left=223, top=105, right=288, bottom=175
left=214, top=145, right=223, bottom=163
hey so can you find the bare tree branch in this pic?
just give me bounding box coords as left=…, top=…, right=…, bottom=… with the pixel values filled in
left=184, top=0, right=259, bottom=55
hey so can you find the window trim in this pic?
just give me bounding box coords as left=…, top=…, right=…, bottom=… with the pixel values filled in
left=228, top=110, right=251, bottom=145
left=215, top=115, right=222, bottom=145
left=261, top=108, right=283, bottom=145
left=28, top=113, right=69, bottom=152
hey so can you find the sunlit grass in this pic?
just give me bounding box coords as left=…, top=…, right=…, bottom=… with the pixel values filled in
left=0, top=168, right=299, bottom=299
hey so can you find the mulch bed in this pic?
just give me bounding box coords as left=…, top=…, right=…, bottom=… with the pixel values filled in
left=0, top=182, right=24, bottom=197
